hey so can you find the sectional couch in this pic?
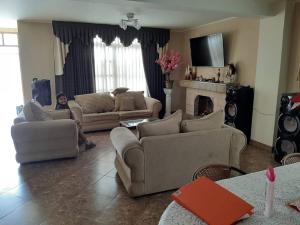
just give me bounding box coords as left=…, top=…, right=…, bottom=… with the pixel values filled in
left=69, top=92, right=162, bottom=132
left=110, top=110, right=247, bottom=197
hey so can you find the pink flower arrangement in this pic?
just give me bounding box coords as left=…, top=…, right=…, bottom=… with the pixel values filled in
left=156, top=50, right=181, bottom=74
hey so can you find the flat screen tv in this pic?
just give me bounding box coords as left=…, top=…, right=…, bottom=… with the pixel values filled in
left=190, top=33, right=224, bottom=67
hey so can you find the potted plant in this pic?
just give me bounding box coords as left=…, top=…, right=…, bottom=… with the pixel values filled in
left=156, top=50, right=181, bottom=89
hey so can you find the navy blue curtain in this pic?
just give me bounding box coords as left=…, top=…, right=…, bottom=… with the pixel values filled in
left=52, top=21, right=170, bottom=106
left=141, top=43, right=165, bottom=117
left=62, top=39, right=95, bottom=99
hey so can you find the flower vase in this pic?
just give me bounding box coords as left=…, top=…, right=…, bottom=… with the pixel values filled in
left=164, top=73, right=174, bottom=89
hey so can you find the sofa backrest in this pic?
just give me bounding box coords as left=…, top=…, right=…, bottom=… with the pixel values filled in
left=74, top=93, right=115, bottom=114
left=140, top=127, right=234, bottom=193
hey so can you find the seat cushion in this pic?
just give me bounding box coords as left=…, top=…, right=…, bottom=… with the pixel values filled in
left=181, top=110, right=224, bottom=133
left=82, top=112, right=119, bottom=123
left=137, top=109, right=182, bottom=138
left=23, top=101, right=53, bottom=121
left=118, top=110, right=152, bottom=120
left=75, top=93, right=115, bottom=114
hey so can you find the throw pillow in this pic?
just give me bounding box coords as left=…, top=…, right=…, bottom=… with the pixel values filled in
left=75, top=93, right=115, bottom=113
left=75, top=93, right=99, bottom=114
left=137, top=109, right=183, bottom=139
left=96, top=94, right=115, bottom=112
left=111, top=87, right=129, bottom=96
left=23, top=101, right=53, bottom=121
left=181, top=110, right=224, bottom=133
left=119, top=97, right=135, bottom=111
left=114, top=91, right=146, bottom=111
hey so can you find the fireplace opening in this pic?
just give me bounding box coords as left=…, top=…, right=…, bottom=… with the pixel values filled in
left=194, top=95, right=214, bottom=116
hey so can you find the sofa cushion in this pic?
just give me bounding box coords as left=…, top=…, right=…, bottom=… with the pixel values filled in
left=111, top=87, right=129, bottom=96
left=82, top=112, right=119, bottom=123
left=181, top=110, right=224, bottom=133
left=137, top=110, right=182, bottom=138
left=23, top=101, right=53, bottom=121
left=119, top=110, right=152, bottom=120
left=14, top=110, right=26, bottom=124
left=119, top=97, right=135, bottom=111
left=115, top=91, right=146, bottom=111
left=75, top=93, right=115, bottom=114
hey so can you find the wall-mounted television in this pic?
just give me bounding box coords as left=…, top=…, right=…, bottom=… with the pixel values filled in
left=190, top=33, right=224, bottom=67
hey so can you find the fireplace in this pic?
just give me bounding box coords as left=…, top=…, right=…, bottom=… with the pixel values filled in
left=180, top=80, right=226, bottom=117
left=194, top=96, right=214, bottom=116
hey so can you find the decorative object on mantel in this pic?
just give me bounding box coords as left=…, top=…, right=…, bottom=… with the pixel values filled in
left=185, top=65, right=190, bottom=80
left=119, top=13, right=141, bottom=30
left=184, top=65, right=197, bottom=81
left=224, top=63, right=237, bottom=84
left=156, top=49, right=181, bottom=89
left=216, top=68, right=221, bottom=83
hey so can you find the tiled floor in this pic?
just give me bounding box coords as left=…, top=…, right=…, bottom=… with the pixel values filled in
left=0, top=131, right=278, bottom=225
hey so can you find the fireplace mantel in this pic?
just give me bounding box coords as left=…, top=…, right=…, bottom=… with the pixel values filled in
left=179, top=80, right=226, bottom=93
left=180, top=80, right=226, bottom=116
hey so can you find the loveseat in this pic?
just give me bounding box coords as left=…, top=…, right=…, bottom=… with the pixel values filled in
left=110, top=110, right=247, bottom=197
left=69, top=92, right=162, bottom=132
left=11, top=101, right=79, bottom=164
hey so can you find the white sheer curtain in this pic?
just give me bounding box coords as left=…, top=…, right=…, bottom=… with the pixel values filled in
left=94, top=36, right=148, bottom=94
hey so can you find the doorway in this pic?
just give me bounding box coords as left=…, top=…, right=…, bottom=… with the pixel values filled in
left=0, top=30, right=23, bottom=171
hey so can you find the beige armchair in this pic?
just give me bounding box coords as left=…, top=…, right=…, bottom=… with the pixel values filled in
left=11, top=109, right=79, bottom=164
left=110, top=124, right=246, bottom=197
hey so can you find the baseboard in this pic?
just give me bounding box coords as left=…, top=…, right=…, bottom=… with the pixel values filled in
left=249, top=140, right=273, bottom=152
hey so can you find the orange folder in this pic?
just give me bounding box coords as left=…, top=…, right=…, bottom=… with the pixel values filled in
left=172, top=176, right=254, bottom=225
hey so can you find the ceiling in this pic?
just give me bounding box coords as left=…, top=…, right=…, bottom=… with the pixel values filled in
left=0, top=0, right=281, bottom=29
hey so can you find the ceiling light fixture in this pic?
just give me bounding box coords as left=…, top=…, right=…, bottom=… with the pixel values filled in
left=119, top=13, right=141, bottom=30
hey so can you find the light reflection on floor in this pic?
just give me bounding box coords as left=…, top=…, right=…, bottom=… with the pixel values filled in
left=0, top=123, right=21, bottom=194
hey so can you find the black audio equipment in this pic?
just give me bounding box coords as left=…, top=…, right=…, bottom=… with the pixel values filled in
left=225, top=85, right=254, bottom=143
left=31, top=78, right=52, bottom=106
left=274, top=93, right=300, bottom=162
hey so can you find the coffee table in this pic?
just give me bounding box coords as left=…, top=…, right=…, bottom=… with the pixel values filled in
left=120, top=117, right=158, bottom=128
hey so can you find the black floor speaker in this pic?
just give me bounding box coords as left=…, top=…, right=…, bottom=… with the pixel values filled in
left=225, top=85, right=254, bottom=143
left=274, top=93, right=300, bottom=162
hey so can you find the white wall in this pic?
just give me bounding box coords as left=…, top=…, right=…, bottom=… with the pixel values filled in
left=251, top=1, right=291, bottom=146
left=17, top=21, right=56, bottom=107
left=169, top=17, right=260, bottom=112
left=287, top=3, right=300, bottom=92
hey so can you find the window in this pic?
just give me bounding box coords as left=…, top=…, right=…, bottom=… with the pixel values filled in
left=0, top=30, right=23, bottom=163
left=93, top=36, right=148, bottom=94
left=0, top=32, right=18, bottom=46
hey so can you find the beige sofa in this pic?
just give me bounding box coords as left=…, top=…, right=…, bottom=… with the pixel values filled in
left=110, top=111, right=247, bottom=197
left=69, top=93, right=162, bottom=132
left=11, top=106, right=79, bottom=164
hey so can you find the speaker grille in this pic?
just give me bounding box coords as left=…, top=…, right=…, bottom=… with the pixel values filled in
left=278, top=113, right=300, bottom=136
left=275, top=137, right=297, bottom=158
left=225, top=103, right=237, bottom=119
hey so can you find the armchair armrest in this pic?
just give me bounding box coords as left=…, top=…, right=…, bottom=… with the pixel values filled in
left=68, top=100, right=83, bottom=122
left=222, top=124, right=247, bottom=168
left=11, top=119, right=78, bottom=142
left=110, top=127, right=144, bottom=182
left=144, top=97, right=162, bottom=118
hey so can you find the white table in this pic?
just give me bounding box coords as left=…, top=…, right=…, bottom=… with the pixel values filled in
left=159, top=163, right=300, bottom=225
